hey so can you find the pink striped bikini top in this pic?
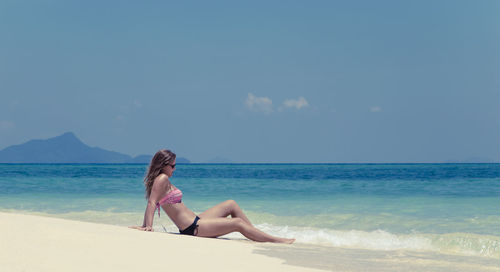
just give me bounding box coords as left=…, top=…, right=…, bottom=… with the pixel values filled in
left=155, top=188, right=182, bottom=217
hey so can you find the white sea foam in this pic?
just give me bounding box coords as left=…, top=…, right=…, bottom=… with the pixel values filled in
left=222, top=223, right=500, bottom=258
left=6, top=209, right=500, bottom=259
left=253, top=223, right=434, bottom=251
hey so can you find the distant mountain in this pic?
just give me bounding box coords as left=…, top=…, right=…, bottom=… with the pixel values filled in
left=175, top=157, right=191, bottom=164
left=0, top=132, right=190, bottom=164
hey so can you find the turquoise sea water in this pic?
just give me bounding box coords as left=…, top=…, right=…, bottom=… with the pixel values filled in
left=1, top=163, right=499, bottom=259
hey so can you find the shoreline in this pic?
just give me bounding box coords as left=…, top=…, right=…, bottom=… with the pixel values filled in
left=2, top=212, right=500, bottom=272
left=0, top=212, right=322, bottom=272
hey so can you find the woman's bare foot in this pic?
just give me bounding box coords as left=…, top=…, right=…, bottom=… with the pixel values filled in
left=279, top=238, right=295, bottom=244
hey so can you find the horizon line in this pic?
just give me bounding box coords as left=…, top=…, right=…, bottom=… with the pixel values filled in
left=1, top=162, right=498, bottom=165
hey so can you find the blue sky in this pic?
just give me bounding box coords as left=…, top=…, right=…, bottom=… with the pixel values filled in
left=1, top=1, right=499, bottom=163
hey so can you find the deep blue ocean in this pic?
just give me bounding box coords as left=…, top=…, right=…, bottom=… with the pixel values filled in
left=1, top=163, right=499, bottom=258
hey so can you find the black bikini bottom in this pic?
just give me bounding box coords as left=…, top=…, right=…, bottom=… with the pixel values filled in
left=179, top=216, right=200, bottom=236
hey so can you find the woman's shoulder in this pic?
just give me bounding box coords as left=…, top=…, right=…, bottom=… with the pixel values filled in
left=153, top=174, right=171, bottom=188
left=154, top=173, right=170, bottom=183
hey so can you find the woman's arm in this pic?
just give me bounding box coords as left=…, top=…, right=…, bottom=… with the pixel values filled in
left=131, top=177, right=167, bottom=231
left=130, top=201, right=157, bottom=231
left=141, top=199, right=157, bottom=230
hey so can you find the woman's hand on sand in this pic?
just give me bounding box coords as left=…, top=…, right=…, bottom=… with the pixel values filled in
left=129, top=226, right=154, bottom=232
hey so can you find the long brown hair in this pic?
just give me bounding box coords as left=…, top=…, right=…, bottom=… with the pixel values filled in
left=144, top=149, right=176, bottom=199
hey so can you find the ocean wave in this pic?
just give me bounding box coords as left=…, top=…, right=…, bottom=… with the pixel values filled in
left=248, top=223, right=500, bottom=259
left=4, top=209, right=500, bottom=259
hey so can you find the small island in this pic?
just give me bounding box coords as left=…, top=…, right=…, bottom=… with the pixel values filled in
left=0, top=132, right=190, bottom=164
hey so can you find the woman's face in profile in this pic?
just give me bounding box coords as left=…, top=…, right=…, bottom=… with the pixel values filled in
left=162, top=158, right=176, bottom=177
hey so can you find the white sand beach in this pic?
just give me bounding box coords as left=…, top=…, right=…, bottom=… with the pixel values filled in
left=2, top=212, right=500, bottom=272
left=0, top=212, right=322, bottom=272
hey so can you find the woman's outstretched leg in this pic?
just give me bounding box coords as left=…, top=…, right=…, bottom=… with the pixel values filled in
left=199, top=199, right=253, bottom=226
left=196, top=217, right=294, bottom=244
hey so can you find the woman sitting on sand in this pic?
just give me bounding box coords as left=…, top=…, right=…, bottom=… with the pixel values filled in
left=130, top=149, right=295, bottom=244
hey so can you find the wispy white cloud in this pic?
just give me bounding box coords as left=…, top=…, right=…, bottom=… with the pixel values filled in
left=133, top=100, right=143, bottom=109
left=370, top=106, right=382, bottom=112
left=282, top=97, right=309, bottom=110
left=245, top=93, right=273, bottom=114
